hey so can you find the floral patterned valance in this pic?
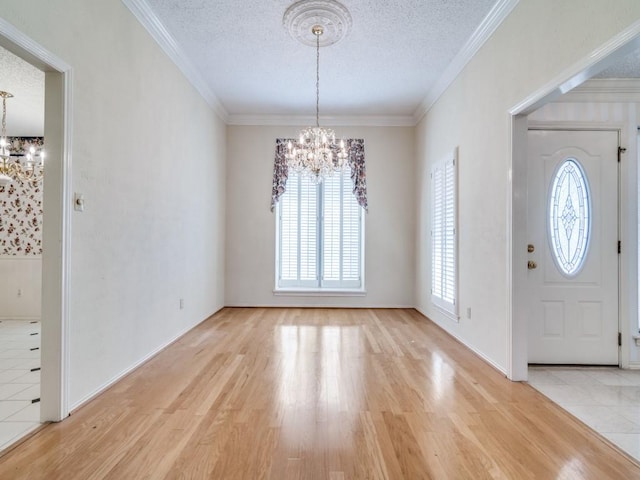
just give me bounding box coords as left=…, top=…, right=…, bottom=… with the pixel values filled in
left=270, top=138, right=367, bottom=211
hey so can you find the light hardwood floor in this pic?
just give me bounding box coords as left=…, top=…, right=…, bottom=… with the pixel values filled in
left=0, top=308, right=639, bottom=479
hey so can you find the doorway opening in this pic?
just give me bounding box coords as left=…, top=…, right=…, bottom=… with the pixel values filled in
left=509, top=21, right=640, bottom=381
left=0, top=19, right=72, bottom=451
left=508, top=25, right=640, bottom=460
left=0, top=44, right=45, bottom=449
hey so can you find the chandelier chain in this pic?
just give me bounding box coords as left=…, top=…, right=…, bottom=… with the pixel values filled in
left=1, top=96, right=6, bottom=137
left=316, top=30, right=320, bottom=128
left=284, top=23, right=348, bottom=182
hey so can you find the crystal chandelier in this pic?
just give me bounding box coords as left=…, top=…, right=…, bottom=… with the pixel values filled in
left=0, top=91, right=45, bottom=187
left=285, top=25, right=348, bottom=182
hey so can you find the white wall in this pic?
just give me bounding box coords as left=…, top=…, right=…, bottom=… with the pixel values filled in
left=415, top=0, right=640, bottom=373
left=0, top=258, right=41, bottom=319
left=226, top=125, right=415, bottom=307
left=529, top=100, right=639, bottom=366
left=0, top=0, right=226, bottom=408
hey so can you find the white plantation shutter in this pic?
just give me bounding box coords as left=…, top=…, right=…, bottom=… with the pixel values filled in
left=299, top=176, right=317, bottom=281
left=322, top=171, right=362, bottom=288
left=341, top=171, right=361, bottom=283
left=280, top=175, right=299, bottom=281
left=322, top=173, right=341, bottom=282
left=279, top=175, right=318, bottom=287
left=431, top=148, right=458, bottom=317
left=277, top=168, right=363, bottom=290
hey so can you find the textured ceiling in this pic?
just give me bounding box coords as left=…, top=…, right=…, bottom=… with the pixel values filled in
left=2, top=1, right=639, bottom=136
left=145, top=0, right=498, bottom=118
left=595, top=49, right=640, bottom=78
left=0, top=45, right=44, bottom=136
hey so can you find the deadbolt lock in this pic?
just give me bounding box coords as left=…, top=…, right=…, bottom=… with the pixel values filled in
left=527, top=244, right=535, bottom=253
left=527, top=260, right=537, bottom=270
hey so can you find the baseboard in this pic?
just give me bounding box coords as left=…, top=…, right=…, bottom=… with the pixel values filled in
left=628, top=362, right=640, bottom=370
left=224, top=303, right=415, bottom=309
left=69, top=307, right=224, bottom=413
left=414, top=307, right=508, bottom=376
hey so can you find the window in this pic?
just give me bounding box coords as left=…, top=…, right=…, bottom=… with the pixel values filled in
left=276, top=167, right=364, bottom=291
left=549, top=157, right=591, bottom=276
left=431, top=148, right=458, bottom=317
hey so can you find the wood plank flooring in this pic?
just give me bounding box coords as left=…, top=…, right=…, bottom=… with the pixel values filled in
left=0, top=308, right=639, bottom=479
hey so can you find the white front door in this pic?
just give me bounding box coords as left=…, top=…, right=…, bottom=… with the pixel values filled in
left=527, top=129, right=619, bottom=365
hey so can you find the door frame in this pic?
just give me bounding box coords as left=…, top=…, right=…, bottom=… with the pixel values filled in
left=526, top=124, right=623, bottom=365
left=0, top=18, right=73, bottom=421
left=508, top=20, right=640, bottom=381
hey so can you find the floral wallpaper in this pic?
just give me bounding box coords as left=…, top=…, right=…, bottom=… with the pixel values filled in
left=0, top=137, right=44, bottom=256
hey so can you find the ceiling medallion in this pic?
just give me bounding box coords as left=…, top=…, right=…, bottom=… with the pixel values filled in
left=283, top=0, right=352, bottom=47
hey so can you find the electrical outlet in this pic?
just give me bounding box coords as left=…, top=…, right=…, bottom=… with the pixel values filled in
left=179, top=298, right=184, bottom=309
left=17, top=288, right=22, bottom=297
left=466, top=307, right=471, bottom=319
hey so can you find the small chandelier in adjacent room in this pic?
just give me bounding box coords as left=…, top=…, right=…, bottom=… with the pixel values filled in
left=283, top=0, right=352, bottom=182
left=0, top=91, right=45, bottom=187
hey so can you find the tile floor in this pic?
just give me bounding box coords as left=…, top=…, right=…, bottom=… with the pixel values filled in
left=529, top=366, right=640, bottom=462
left=0, top=319, right=41, bottom=451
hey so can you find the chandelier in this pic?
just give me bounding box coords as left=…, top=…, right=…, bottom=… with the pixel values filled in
left=285, top=25, right=348, bottom=182
left=0, top=91, right=45, bottom=187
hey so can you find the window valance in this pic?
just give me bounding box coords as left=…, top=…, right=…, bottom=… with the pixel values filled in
left=270, top=138, right=367, bottom=211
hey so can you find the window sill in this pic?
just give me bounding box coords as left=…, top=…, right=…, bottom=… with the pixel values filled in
left=274, top=288, right=366, bottom=297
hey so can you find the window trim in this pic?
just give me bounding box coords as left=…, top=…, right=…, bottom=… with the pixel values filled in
left=274, top=170, right=366, bottom=295
left=431, top=147, right=459, bottom=320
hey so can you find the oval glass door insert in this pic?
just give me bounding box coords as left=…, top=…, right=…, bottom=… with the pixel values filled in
left=548, top=158, right=591, bottom=276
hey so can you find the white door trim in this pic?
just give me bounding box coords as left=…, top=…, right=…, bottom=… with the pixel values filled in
left=0, top=19, right=73, bottom=421
left=508, top=19, right=640, bottom=381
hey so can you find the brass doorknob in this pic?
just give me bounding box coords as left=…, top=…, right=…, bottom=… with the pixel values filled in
left=527, top=261, right=537, bottom=270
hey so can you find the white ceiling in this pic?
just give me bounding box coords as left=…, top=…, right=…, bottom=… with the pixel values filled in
left=0, top=45, right=44, bottom=137
left=144, top=0, right=498, bottom=119
left=595, top=49, right=640, bottom=78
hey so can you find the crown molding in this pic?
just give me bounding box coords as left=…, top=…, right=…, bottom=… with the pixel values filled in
left=227, top=114, right=416, bottom=127
left=554, top=78, right=640, bottom=103
left=123, top=0, right=519, bottom=127
left=122, top=0, right=410, bottom=127
left=413, top=0, right=520, bottom=124
left=121, top=0, right=229, bottom=123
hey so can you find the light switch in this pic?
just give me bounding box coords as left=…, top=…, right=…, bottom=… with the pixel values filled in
left=74, top=193, right=84, bottom=212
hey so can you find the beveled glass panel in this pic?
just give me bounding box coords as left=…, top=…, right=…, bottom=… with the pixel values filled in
left=548, top=158, right=591, bottom=276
